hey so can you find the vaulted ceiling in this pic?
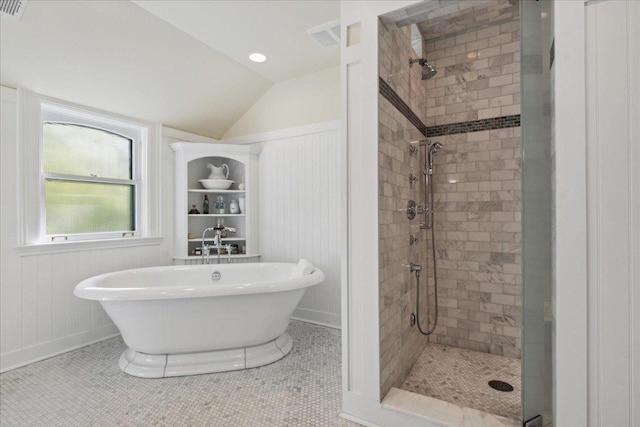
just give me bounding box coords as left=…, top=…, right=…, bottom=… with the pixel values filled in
left=0, top=1, right=340, bottom=139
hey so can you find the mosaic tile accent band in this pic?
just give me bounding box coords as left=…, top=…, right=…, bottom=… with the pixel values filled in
left=379, top=77, right=521, bottom=139
left=379, top=77, right=427, bottom=136
left=425, top=115, right=521, bottom=137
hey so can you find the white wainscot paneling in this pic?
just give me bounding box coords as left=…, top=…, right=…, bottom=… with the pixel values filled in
left=586, top=1, right=640, bottom=426
left=254, top=124, right=341, bottom=329
left=1, top=246, right=170, bottom=372
left=0, top=87, right=174, bottom=371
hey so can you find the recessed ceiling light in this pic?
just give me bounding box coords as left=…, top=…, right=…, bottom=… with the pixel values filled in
left=249, top=53, right=267, bottom=63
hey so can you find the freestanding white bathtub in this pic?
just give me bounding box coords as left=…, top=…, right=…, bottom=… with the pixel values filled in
left=74, top=261, right=324, bottom=378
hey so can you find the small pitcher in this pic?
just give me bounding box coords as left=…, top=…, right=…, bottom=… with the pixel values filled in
left=206, top=163, right=229, bottom=179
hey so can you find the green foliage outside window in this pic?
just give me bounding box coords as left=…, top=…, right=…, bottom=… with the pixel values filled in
left=43, top=123, right=135, bottom=236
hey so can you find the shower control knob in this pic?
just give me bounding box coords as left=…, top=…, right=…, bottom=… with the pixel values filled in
left=398, top=200, right=417, bottom=220
left=409, top=235, right=419, bottom=245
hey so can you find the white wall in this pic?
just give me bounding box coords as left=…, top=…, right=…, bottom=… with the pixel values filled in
left=0, top=0, right=270, bottom=139
left=222, top=67, right=340, bottom=139
left=0, top=87, right=174, bottom=372
left=223, top=122, right=342, bottom=329
left=585, top=1, right=640, bottom=425
left=551, top=4, right=589, bottom=423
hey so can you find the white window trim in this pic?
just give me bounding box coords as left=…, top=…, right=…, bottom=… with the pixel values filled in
left=16, top=89, right=162, bottom=255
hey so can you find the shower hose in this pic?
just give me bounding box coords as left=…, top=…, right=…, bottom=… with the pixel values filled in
left=416, top=169, right=439, bottom=336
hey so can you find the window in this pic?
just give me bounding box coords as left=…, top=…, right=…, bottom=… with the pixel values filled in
left=43, top=123, right=137, bottom=238
left=17, top=89, right=161, bottom=251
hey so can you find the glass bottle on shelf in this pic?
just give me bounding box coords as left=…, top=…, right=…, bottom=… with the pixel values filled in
left=229, top=199, right=239, bottom=214
left=203, top=195, right=209, bottom=214
left=216, top=196, right=225, bottom=214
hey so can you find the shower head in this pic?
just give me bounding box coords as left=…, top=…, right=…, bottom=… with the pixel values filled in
left=409, top=57, right=438, bottom=80
left=429, top=142, right=442, bottom=154
left=421, top=63, right=437, bottom=80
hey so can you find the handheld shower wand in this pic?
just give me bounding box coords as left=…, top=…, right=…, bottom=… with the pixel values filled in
left=427, top=142, right=442, bottom=175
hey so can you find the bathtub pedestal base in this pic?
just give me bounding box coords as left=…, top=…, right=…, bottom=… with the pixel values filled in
left=119, top=332, right=293, bottom=378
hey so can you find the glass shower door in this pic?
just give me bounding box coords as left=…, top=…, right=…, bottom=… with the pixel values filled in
left=520, top=0, right=553, bottom=425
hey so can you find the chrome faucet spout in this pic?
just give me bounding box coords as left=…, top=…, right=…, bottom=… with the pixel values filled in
left=201, top=227, right=217, bottom=264
left=202, top=227, right=237, bottom=264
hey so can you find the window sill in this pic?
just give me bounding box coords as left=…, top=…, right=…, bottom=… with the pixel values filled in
left=15, top=237, right=164, bottom=257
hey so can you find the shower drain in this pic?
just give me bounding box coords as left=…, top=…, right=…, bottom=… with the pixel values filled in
left=488, top=380, right=514, bottom=392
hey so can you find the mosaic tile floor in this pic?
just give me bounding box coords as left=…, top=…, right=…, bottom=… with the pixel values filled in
left=401, top=343, right=521, bottom=420
left=0, top=321, right=358, bottom=427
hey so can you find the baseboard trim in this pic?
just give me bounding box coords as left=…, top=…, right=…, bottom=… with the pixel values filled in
left=292, top=307, right=341, bottom=329
left=0, top=325, right=120, bottom=373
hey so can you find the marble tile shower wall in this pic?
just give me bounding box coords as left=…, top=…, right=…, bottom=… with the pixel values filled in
left=423, top=2, right=523, bottom=358
left=424, top=2, right=520, bottom=127
left=429, top=129, right=522, bottom=358
left=378, top=20, right=430, bottom=398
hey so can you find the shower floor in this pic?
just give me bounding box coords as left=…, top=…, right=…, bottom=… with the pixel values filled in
left=401, top=343, right=521, bottom=420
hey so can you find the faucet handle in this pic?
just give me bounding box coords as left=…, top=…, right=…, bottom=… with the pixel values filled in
left=224, top=227, right=236, bottom=233
left=225, top=244, right=233, bottom=263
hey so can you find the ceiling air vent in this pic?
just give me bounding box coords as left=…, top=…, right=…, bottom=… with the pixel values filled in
left=308, top=19, right=341, bottom=48
left=0, top=0, right=27, bottom=21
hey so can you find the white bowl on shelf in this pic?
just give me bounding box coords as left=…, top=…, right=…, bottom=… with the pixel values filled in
left=199, top=179, right=234, bottom=190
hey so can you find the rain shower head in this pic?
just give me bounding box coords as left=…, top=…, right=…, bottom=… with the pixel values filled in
left=409, top=57, right=438, bottom=80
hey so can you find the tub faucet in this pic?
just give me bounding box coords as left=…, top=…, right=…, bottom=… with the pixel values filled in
left=202, top=227, right=236, bottom=264
left=202, top=227, right=217, bottom=264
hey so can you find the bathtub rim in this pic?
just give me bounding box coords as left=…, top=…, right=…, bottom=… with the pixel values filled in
left=74, top=262, right=324, bottom=302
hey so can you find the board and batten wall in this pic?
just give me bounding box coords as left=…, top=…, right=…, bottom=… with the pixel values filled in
left=0, top=86, right=177, bottom=372
left=224, top=121, right=342, bottom=328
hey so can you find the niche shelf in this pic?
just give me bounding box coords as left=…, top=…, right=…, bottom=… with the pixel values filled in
left=171, top=142, right=261, bottom=264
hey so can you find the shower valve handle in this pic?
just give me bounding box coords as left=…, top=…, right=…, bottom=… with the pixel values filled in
left=398, top=201, right=427, bottom=220
left=398, top=200, right=417, bottom=219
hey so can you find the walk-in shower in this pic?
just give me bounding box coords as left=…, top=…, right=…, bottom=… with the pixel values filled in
left=378, top=0, right=551, bottom=424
